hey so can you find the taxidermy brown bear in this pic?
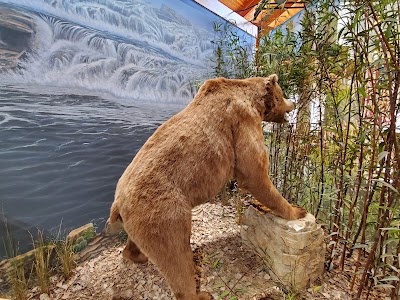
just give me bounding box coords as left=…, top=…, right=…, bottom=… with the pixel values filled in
left=110, top=74, right=307, bottom=300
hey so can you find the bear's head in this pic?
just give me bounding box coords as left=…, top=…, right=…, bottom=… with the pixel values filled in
left=262, top=74, right=295, bottom=123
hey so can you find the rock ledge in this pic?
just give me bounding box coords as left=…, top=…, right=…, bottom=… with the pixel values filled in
left=241, top=206, right=325, bottom=289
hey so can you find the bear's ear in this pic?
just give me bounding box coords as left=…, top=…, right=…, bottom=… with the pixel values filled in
left=268, top=74, right=279, bottom=84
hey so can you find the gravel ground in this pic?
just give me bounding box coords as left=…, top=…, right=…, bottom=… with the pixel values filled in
left=25, top=202, right=389, bottom=300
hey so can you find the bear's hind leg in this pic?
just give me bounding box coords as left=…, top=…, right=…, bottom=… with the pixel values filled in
left=160, top=244, right=212, bottom=300
left=133, top=211, right=213, bottom=300
left=150, top=235, right=213, bottom=300
left=122, top=238, right=148, bottom=264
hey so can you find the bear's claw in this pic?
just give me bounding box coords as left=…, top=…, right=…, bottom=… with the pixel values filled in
left=291, top=205, right=307, bottom=219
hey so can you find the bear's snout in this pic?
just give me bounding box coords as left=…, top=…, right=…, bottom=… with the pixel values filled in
left=284, top=99, right=295, bottom=112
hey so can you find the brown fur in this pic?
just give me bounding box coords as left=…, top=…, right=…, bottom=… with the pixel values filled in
left=109, top=75, right=307, bottom=300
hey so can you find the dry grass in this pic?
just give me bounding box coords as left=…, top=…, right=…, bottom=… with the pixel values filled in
left=6, top=259, right=29, bottom=300
left=2, top=217, right=30, bottom=300
left=55, top=238, right=76, bottom=279
left=32, top=230, right=52, bottom=294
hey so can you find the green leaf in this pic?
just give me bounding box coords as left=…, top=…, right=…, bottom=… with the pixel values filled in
left=213, top=283, right=225, bottom=289
left=213, top=258, right=221, bottom=268
left=378, top=151, right=389, bottom=162
left=380, top=253, right=395, bottom=259
left=388, top=265, right=400, bottom=273
left=352, top=243, right=368, bottom=249
left=371, top=179, right=399, bottom=194
left=355, top=6, right=364, bottom=25
left=357, top=87, right=367, bottom=98
left=218, top=290, right=230, bottom=299
left=377, top=205, right=396, bottom=212
left=384, top=17, right=398, bottom=22
left=384, top=238, right=400, bottom=246
left=380, top=227, right=400, bottom=231
left=313, top=285, right=322, bottom=293
left=380, top=275, right=399, bottom=282
left=385, top=21, right=394, bottom=39
left=376, top=283, right=395, bottom=288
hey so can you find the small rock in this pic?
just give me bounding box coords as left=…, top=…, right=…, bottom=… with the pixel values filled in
left=56, top=282, right=69, bottom=290
left=39, top=294, right=51, bottom=300
left=322, top=292, right=330, bottom=298
left=61, top=292, right=71, bottom=299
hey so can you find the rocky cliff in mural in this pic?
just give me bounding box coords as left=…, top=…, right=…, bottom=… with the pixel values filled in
left=0, top=6, right=33, bottom=71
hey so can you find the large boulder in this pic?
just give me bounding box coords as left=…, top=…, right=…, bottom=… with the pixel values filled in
left=241, top=205, right=325, bottom=290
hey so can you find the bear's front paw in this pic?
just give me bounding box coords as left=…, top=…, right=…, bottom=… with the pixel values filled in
left=290, top=205, right=307, bottom=220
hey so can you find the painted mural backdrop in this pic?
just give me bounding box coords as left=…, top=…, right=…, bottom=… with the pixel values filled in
left=0, top=0, right=254, bottom=256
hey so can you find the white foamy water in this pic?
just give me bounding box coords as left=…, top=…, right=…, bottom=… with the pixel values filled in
left=0, top=0, right=216, bottom=102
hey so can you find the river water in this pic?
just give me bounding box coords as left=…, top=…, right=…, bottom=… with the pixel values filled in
left=0, top=84, right=182, bottom=256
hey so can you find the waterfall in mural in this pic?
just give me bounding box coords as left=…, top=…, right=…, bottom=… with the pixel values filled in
left=0, top=0, right=216, bottom=101
left=0, top=0, right=254, bottom=256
